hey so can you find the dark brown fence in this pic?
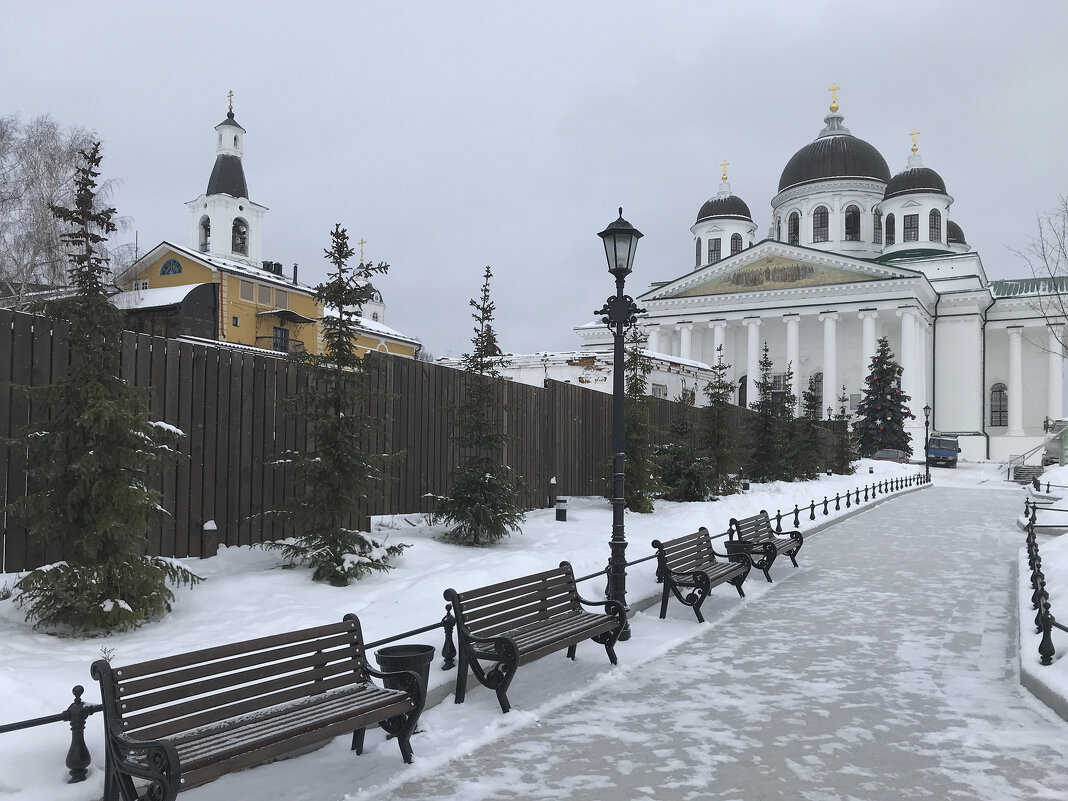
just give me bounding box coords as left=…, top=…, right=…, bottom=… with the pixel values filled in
left=1, top=307, right=838, bottom=572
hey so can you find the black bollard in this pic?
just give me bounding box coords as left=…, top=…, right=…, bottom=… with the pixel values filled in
left=64, top=686, right=92, bottom=783
left=835, top=493, right=841, bottom=511
left=822, top=496, right=829, bottom=515
left=793, top=505, right=801, bottom=528
left=441, top=605, right=457, bottom=670
left=774, top=510, right=783, bottom=533
left=809, top=500, right=816, bottom=521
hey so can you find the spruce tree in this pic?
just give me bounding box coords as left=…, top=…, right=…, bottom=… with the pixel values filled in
left=790, top=372, right=823, bottom=480
left=699, top=346, right=739, bottom=495
left=270, top=225, right=406, bottom=585
left=437, top=265, right=525, bottom=545
left=621, top=326, right=659, bottom=512
left=747, top=342, right=782, bottom=482
left=832, top=384, right=857, bottom=474
left=7, top=143, right=200, bottom=633
left=854, top=336, right=914, bottom=456
left=655, top=385, right=712, bottom=501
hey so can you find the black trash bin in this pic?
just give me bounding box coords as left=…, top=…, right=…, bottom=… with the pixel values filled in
left=374, top=644, right=436, bottom=698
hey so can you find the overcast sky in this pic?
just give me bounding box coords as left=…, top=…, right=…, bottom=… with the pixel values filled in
left=4, top=2, right=1067, bottom=357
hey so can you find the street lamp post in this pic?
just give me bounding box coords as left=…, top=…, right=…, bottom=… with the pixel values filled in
left=826, top=406, right=833, bottom=421
left=922, top=403, right=932, bottom=482
left=596, top=207, right=644, bottom=642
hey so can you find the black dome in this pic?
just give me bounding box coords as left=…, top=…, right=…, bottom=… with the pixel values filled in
left=696, top=194, right=753, bottom=223
left=207, top=154, right=248, bottom=198
left=884, top=166, right=947, bottom=200
left=778, top=120, right=890, bottom=192
left=947, top=220, right=967, bottom=245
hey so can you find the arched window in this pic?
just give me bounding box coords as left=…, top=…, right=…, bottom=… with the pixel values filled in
left=776, top=217, right=781, bottom=241
left=810, top=371, right=824, bottom=402
left=788, top=212, right=800, bottom=245
left=844, top=205, right=861, bottom=241
left=812, top=206, right=829, bottom=242
left=738, top=376, right=747, bottom=408
left=234, top=135, right=239, bottom=147
left=873, top=209, right=883, bottom=244
left=198, top=216, right=211, bottom=252
left=159, top=257, right=182, bottom=276
left=695, top=237, right=702, bottom=268
left=232, top=218, right=249, bottom=255
left=731, top=233, right=743, bottom=254
left=885, top=213, right=896, bottom=246
left=929, top=209, right=942, bottom=242
left=990, top=383, right=1008, bottom=426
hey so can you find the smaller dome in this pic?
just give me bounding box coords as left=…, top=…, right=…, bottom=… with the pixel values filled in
left=217, top=110, right=245, bottom=130
left=884, top=166, right=947, bottom=200
left=947, top=220, right=967, bottom=245
left=696, top=193, right=753, bottom=224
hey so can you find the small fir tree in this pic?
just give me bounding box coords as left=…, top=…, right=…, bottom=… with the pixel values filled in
left=789, top=372, right=823, bottom=480
left=832, top=384, right=857, bottom=474
left=269, top=225, right=406, bottom=585
left=747, top=342, right=784, bottom=482
left=437, top=265, right=526, bottom=545
left=6, top=143, right=200, bottom=633
left=854, top=336, right=914, bottom=457
left=700, top=346, right=739, bottom=495
left=620, top=326, right=659, bottom=512
left=655, top=385, right=712, bottom=501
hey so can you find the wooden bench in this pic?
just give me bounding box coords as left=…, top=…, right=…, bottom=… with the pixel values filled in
left=651, top=527, right=752, bottom=622
left=726, top=510, right=804, bottom=582
left=444, top=561, right=626, bottom=713
left=91, top=615, right=424, bottom=801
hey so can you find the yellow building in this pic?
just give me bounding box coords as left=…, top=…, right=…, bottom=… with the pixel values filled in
left=115, top=100, right=419, bottom=359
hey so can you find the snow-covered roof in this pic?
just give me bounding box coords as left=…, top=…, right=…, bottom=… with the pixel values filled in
left=139, top=241, right=315, bottom=294
left=322, top=305, right=420, bottom=346
left=112, top=284, right=206, bottom=309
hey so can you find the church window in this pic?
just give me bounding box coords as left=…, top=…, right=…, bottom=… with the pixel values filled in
left=135, top=280, right=149, bottom=291
left=731, top=233, right=743, bottom=254
left=788, top=213, right=800, bottom=245
left=776, top=217, right=781, bottom=241
left=240, top=280, right=254, bottom=301
left=232, top=316, right=240, bottom=327
left=159, top=258, right=182, bottom=276
left=873, top=209, right=883, bottom=244
left=258, top=284, right=271, bottom=305
left=903, top=214, right=919, bottom=242
left=275, top=289, right=288, bottom=309
left=812, top=206, right=829, bottom=242
left=737, top=376, right=747, bottom=408
left=651, top=383, right=668, bottom=399
left=709, top=238, right=721, bottom=264
left=234, top=135, right=239, bottom=147
left=844, top=205, right=861, bottom=241
left=696, top=237, right=702, bottom=268
left=885, top=214, right=896, bottom=245
left=199, top=216, right=211, bottom=252
left=849, top=393, right=860, bottom=411
left=372, top=312, right=379, bottom=322
left=810, top=371, right=824, bottom=401
left=232, top=218, right=249, bottom=255
left=990, top=383, right=1008, bottom=426
left=929, top=209, right=942, bottom=242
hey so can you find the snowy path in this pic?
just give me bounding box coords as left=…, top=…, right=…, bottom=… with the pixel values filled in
left=365, top=487, right=1068, bottom=801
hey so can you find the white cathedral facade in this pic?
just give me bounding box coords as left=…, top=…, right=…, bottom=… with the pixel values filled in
left=576, top=95, right=1067, bottom=464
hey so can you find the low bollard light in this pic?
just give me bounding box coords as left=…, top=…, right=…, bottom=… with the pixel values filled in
left=556, top=497, right=568, bottom=522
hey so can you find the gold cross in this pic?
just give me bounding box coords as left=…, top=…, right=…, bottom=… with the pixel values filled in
left=720, top=160, right=729, bottom=182
left=828, top=83, right=840, bottom=112
left=228, top=90, right=233, bottom=112
left=909, top=128, right=920, bottom=153
left=358, top=238, right=367, bottom=263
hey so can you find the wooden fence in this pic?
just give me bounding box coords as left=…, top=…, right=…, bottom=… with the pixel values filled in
left=1, top=306, right=838, bottom=572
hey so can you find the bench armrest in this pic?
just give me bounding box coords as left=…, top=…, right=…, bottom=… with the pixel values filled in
left=364, top=664, right=425, bottom=712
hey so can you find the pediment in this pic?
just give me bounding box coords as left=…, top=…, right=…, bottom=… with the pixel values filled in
left=641, top=242, right=919, bottom=301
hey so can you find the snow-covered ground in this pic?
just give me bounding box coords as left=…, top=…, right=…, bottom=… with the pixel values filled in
left=0, top=459, right=1064, bottom=800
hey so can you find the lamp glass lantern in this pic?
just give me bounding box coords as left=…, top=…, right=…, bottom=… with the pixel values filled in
left=598, top=207, right=643, bottom=278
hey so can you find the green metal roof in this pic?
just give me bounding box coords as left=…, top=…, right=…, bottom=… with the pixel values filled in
left=990, top=277, right=1068, bottom=297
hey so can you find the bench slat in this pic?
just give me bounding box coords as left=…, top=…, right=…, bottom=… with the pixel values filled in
left=453, top=566, right=572, bottom=604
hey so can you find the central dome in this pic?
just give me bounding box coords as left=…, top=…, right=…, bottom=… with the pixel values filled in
left=778, top=113, right=890, bottom=192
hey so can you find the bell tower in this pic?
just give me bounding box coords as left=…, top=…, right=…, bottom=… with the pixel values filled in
left=185, top=92, right=268, bottom=266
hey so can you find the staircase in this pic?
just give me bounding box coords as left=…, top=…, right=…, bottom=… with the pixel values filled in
left=1012, top=464, right=1045, bottom=484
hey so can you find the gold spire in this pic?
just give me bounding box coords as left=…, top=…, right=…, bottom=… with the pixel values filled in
left=909, top=128, right=920, bottom=154
left=227, top=90, right=233, bottom=113
left=358, top=238, right=367, bottom=263
left=828, top=83, right=840, bottom=113
left=720, top=160, right=729, bottom=182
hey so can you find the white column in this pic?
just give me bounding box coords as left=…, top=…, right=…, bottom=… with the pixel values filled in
left=1007, top=326, right=1025, bottom=436
left=710, top=320, right=727, bottom=364
left=818, top=312, right=839, bottom=413
left=784, top=314, right=800, bottom=414
left=917, top=317, right=928, bottom=411
left=645, top=323, right=661, bottom=354
left=743, top=317, right=761, bottom=407
left=859, top=309, right=879, bottom=368
left=897, top=308, right=917, bottom=402
left=677, top=322, right=693, bottom=362
left=1049, top=325, right=1064, bottom=422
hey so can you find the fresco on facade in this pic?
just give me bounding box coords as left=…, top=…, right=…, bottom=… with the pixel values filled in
left=675, top=255, right=881, bottom=297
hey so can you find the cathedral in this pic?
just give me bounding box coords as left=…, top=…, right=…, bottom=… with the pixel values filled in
left=576, top=89, right=1066, bottom=464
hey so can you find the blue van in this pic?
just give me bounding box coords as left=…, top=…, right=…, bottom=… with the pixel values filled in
left=926, top=434, right=960, bottom=468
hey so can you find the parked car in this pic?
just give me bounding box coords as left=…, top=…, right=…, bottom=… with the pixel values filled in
left=926, top=434, right=960, bottom=468
left=871, top=448, right=910, bottom=463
